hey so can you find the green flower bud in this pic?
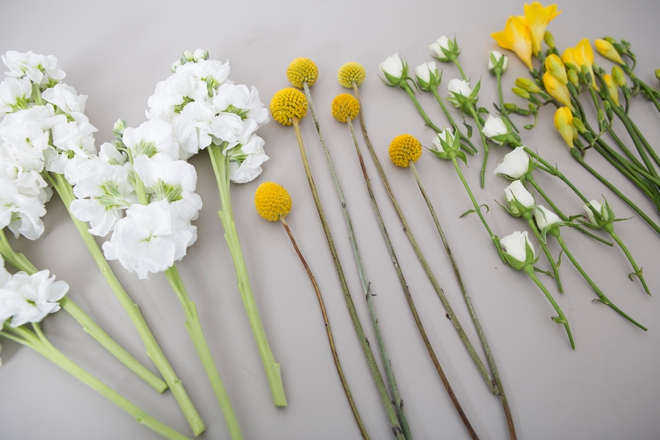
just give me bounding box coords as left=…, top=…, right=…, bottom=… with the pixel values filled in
left=512, top=87, right=531, bottom=100
left=572, top=117, right=587, bottom=134
left=655, top=69, right=660, bottom=81
left=515, top=78, right=541, bottom=93
left=567, top=69, right=579, bottom=86
left=612, top=66, right=626, bottom=87
left=544, top=31, right=556, bottom=49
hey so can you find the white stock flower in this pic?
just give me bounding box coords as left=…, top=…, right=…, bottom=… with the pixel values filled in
left=213, top=83, right=269, bottom=127
left=504, top=180, right=535, bottom=209
left=2, top=51, right=65, bottom=85
left=99, top=142, right=128, bottom=165
left=0, top=180, right=47, bottom=240
left=482, top=115, right=508, bottom=138
left=227, top=135, right=269, bottom=184
left=380, top=53, right=405, bottom=82
left=2, top=270, right=68, bottom=327
left=534, top=205, right=561, bottom=230
left=171, top=101, right=216, bottom=158
left=178, top=59, right=231, bottom=89
left=0, top=105, right=63, bottom=158
left=50, top=113, right=97, bottom=158
left=500, top=231, right=535, bottom=263
left=493, top=147, right=530, bottom=179
left=123, top=119, right=179, bottom=160
left=42, top=84, right=88, bottom=115
left=103, top=200, right=195, bottom=279
left=429, top=36, right=451, bottom=61
left=211, top=114, right=258, bottom=151
left=0, top=77, right=32, bottom=114
left=146, top=73, right=209, bottom=121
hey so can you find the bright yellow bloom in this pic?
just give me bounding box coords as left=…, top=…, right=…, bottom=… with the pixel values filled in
left=270, top=88, right=308, bottom=126
left=603, top=74, right=620, bottom=106
left=338, top=62, right=366, bottom=88
left=287, top=58, right=318, bottom=89
left=389, top=134, right=422, bottom=167
left=545, top=54, right=567, bottom=84
left=522, top=2, right=562, bottom=55
left=491, top=16, right=533, bottom=69
left=574, top=39, right=597, bottom=89
left=561, top=47, right=578, bottom=68
left=594, top=39, right=624, bottom=65
left=554, top=107, right=576, bottom=148
left=255, top=182, right=293, bottom=222
left=543, top=72, right=574, bottom=110
left=331, top=94, right=360, bottom=123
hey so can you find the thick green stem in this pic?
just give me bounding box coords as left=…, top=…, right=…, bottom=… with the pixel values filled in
left=591, top=142, right=655, bottom=198
left=6, top=326, right=189, bottom=440
left=401, top=83, right=443, bottom=133
left=164, top=266, right=243, bottom=439
left=280, top=218, right=369, bottom=440
left=525, top=270, right=575, bottom=349
left=290, top=117, right=406, bottom=440
left=606, top=228, right=651, bottom=296
left=207, top=143, right=287, bottom=407
left=352, top=86, right=486, bottom=440
left=526, top=216, right=563, bottom=293
left=50, top=173, right=205, bottom=436
left=554, top=234, right=647, bottom=330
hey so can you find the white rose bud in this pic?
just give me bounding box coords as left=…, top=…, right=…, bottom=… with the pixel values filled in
left=482, top=115, right=508, bottom=138
left=380, top=53, right=406, bottom=86
left=500, top=231, right=535, bottom=265
left=494, top=147, right=530, bottom=180
left=534, top=205, right=562, bottom=231
left=429, top=36, right=457, bottom=62
left=505, top=180, right=535, bottom=211
left=193, top=49, right=209, bottom=62
left=488, top=50, right=508, bottom=74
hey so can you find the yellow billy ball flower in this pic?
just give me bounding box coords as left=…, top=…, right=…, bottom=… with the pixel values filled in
left=554, top=107, right=576, bottom=148
left=270, top=88, right=308, bottom=126
left=338, top=62, right=366, bottom=88
left=522, top=2, right=562, bottom=55
left=331, top=94, right=360, bottom=123
left=389, top=134, right=422, bottom=168
left=543, top=72, right=574, bottom=110
left=594, top=39, right=624, bottom=65
left=287, top=58, right=318, bottom=89
left=602, top=74, right=620, bottom=106
left=545, top=54, right=568, bottom=84
left=492, top=16, right=533, bottom=69
left=255, top=182, right=293, bottom=222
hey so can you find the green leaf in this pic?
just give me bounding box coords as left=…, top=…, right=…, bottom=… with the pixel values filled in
left=459, top=208, right=476, bottom=218
left=463, top=122, right=473, bottom=138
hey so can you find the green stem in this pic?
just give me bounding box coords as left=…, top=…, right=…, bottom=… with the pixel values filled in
left=352, top=85, right=488, bottom=440
left=410, top=162, right=496, bottom=392
left=290, top=117, right=406, bottom=440
left=453, top=58, right=468, bottom=81
left=401, top=83, right=443, bottom=133
left=554, top=233, right=647, bottom=330
left=49, top=173, right=205, bottom=436
left=468, top=106, right=490, bottom=189
left=496, top=71, right=519, bottom=134
left=6, top=326, right=189, bottom=440
left=526, top=216, right=563, bottom=293
left=304, top=82, right=410, bottom=439
left=280, top=218, right=369, bottom=440
left=592, top=142, right=654, bottom=199
left=525, top=270, right=575, bottom=349
left=526, top=178, right=612, bottom=246
left=430, top=88, right=478, bottom=154
left=452, top=159, right=506, bottom=263
left=164, top=266, right=243, bottom=439
left=606, top=228, right=651, bottom=296
left=207, top=143, right=287, bottom=407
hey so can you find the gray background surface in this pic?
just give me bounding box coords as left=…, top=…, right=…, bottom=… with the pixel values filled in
left=1, top=0, right=659, bottom=439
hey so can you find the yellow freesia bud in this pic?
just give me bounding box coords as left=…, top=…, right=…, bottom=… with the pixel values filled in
left=561, top=47, right=578, bottom=69
left=554, top=107, right=576, bottom=148
left=612, top=66, right=626, bottom=87
left=522, top=2, right=562, bottom=55
left=567, top=69, right=579, bottom=86
left=512, top=87, right=531, bottom=100
left=543, top=72, right=573, bottom=110
left=544, top=31, right=555, bottom=49
left=574, top=39, right=597, bottom=89
left=491, top=16, right=533, bottom=69
left=515, top=77, right=541, bottom=93
left=602, top=74, right=620, bottom=106
left=594, top=39, right=624, bottom=65
left=545, top=54, right=568, bottom=84
left=655, top=69, right=660, bottom=81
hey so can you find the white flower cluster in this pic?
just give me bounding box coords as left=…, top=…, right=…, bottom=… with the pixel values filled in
left=0, top=255, right=68, bottom=330
left=145, top=50, right=269, bottom=183
left=0, top=51, right=97, bottom=240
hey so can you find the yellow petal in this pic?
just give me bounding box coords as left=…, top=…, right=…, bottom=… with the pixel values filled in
left=523, top=2, right=562, bottom=54
left=574, top=38, right=594, bottom=67
left=603, top=74, right=620, bottom=106
left=554, top=107, right=576, bottom=148
left=561, top=47, right=578, bottom=68
left=492, top=16, right=533, bottom=69
left=545, top=54, right=568, bottom=84
left=544, top=72, right=574, bottom=110
left=594, top=39, right=624, bottom=65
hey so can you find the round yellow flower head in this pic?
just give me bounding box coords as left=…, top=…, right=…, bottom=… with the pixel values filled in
left=389, top=134, right=422, bottom=168
left=338, top=62, right=366, bottom=88
left=270, top=88, right=308, bottom=126
left=287, top=58, right=318, bottom=89
left=331, top=94, right=360, bottom=123
left=255, top=182, right=293, bottom=222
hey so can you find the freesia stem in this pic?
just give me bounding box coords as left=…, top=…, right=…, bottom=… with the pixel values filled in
left=352, top=84, right=487, bottom=440
left=279, top=217, right=369, bottom=440
left=524, top=269, right=575, bottom=350
left=605, top=227, right=651, bottom=296
left=290, top=117, right=406, bottom=440
left=49, top=173, right=205, bottom=436
left=208, top=143, right=287, bottom=407
left=164, top=266, right=243, bottom=440
left=553, top=233, right=647, bottom=330
left=0, top=230, right=167, bottom=393
left=4, top=325, right=189, bottom=440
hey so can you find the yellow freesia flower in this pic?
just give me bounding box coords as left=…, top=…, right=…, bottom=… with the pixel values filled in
left=561, top=47, right=578, bottom=68
left=594, top=39, right=624, bottom=65
left=545, top=54, right=568, bottom=84
left=522, top=2, right=562, bottom=55
left=543, top=72, right=574, bottom=110
left=554, top=107, right=576, bottom=148
left=492, top=16, right=533, bottom=69
left=603, top=74, right=620, bottom=106
left=574, top=39, right=597, bottom=88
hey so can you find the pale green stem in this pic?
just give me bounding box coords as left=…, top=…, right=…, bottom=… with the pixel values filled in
left=305, top=82, right=410, bottom=439
left=400, top=82, right=443, bottom=133
left=49, top=172, right=206, bottom=436
left=5, top=326, right=189, bottom=440
left=453, top=58, right=468, bottom=81
left=526, top=214, right=563, bottom=293
left=606, top=227, right=651, bottom=296
left=429, top=88, right=478, bottom=155
left=351, top=87, right=486, bottom=440
left=207, top=143, right=287, bottom=407
left=290, top=117, right=406, bottom=440
left=468, top=106, right=490, bottom=189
